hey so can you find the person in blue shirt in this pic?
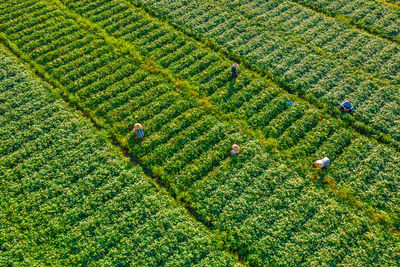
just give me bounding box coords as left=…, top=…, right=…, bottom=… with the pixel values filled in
left=231, top=63, right=239, bottom=80
left=134, top=123, right=144, bottom=140
left=340, top=100, right=354, bottom=115
left=285, top=100, right=293, bottom=109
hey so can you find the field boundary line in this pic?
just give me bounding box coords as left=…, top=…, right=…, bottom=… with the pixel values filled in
left=2, top=1, right=399, bottom=255
left=310, top=136, right=400, bottom=233
left=377, top=0, right=400, bottom=9
left=207, top=0, right=396, bottom=87
left=209, top=0, right=400, bottom=88
left=122, top=0, right=400, bottom=232
left=53, top=0, right=296, bottom=144
left=0, top=15, right=249, bottom=267
left=287, top=0, right=400, bottom=44
left=130, top=1, right=400, bottom=154
left=54, top=0, right=400, bottom=234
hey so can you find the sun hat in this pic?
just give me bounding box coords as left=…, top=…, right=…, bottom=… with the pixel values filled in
left=134, top=123, right=143, bottom=130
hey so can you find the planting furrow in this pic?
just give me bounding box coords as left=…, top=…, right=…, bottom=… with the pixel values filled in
left=189, top=143, right=399, bottom=265
left=0, top=43, right=239, bottom=265
left=132, top=0, right=400, bottom=147
left=2, top=0, right=400, bottom=265
left=0, top=1, right=251, bottom=263
left=287, top=0, right=400, bottom=43
left=52, top=0, right=400, bottom=230
left=213, top=0, right=400, bottom=81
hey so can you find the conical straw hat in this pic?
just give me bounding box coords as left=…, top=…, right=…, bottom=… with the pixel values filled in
left=232, top=144, right=240, bottom=151
left=314, top=160, right=324, bottom=168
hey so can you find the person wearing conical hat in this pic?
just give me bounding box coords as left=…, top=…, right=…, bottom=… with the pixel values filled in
left=313, top=157, right=330, bottom=169
left=231, top=144, right=240, bottom=156
left=134, top=123, right=144, bottom=140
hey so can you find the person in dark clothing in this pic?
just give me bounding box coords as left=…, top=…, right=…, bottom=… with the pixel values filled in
left=231, top=63, right=239, bottom=80
left=340, top=100, right=354, bottom=115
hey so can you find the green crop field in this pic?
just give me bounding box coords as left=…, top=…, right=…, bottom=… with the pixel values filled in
left=0, top=0, right=399, bottom=265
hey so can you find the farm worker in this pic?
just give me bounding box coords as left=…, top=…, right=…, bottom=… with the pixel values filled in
left=285, top=100, right=293, bottom=109
left=231, top=63, right=239, bottom=80
left=134, top=123, right=144, bottom=140
left=340, top=100, right=354, bottom=115
left=231, top=144, right=240, bottom=156
left=313, top=157, right=330, bottom=169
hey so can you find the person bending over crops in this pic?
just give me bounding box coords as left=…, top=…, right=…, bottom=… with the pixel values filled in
left=285, top=100, right=293, bottom=109
left=340, top=100, right=354, bottom=115
left=231, top=144, right=240, bottom=156
left=134, top=123, right=144, bottom=140
left=231, top=63, right=239, bottom=80
left=313, top=157, right=330, bottom=169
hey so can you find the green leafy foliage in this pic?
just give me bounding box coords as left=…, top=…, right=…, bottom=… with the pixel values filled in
left=0, top=47, right=237, bottom=265
left=1, top=0, right=400, bottom=265
left=133, top=0, right=400, bottom=144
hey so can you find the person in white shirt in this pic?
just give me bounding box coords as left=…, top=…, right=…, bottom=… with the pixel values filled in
left=231, top=144, right=240, bottom=157
left=313, top=157, right=330, bottom=169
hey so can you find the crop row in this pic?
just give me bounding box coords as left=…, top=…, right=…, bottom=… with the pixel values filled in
left=288, top=0, right=400, bottom=42
left=0, top=48, right=236, bottom=265
left=0, top=0, right=204, bottom=148
left=65, top=0, right=400, bottom=232
left=133, top=0, right=399, bottom=83
left=57, top=0, right=339, bottom=158
left=0, top=0, right=315, bottom=161
left=56, top=0, right=400, bottom=159
left=59, top=0, right=318, bottom=134
left=61, top=0, right=240, bottom=99
left=0, top=0, right=247, bottom=198
left=57, top=0, right=350, bottom=169
left=132, top=0, right=400, bottom=144
left=1, top=0, right=400, bottom=264
left=328, top=136, right=400, bottom=219
left=2, top=0, right=398, bottom=225
left=59, top=0, right=400, bottom=219
left=189, top=142, right=400, bottom=265
left=213, top=0, right=400, bottom=79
